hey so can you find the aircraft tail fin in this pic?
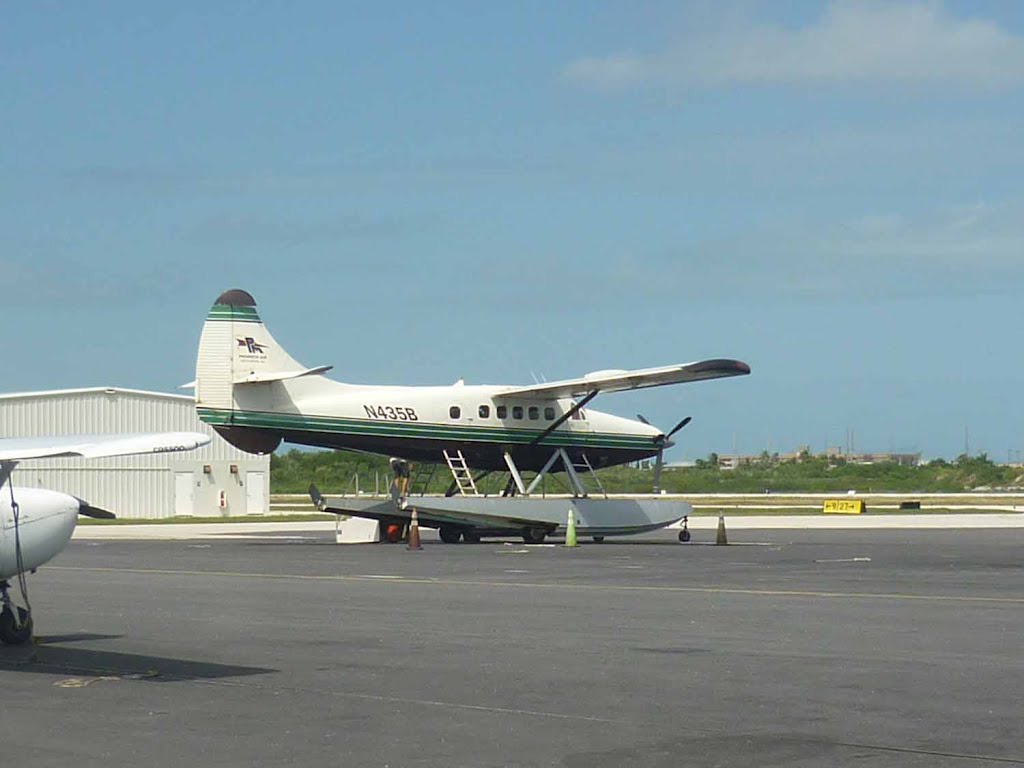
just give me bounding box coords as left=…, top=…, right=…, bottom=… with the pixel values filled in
left=194, top=289, right=323, bottom=452
left=195, top=288, right=307, bottom=405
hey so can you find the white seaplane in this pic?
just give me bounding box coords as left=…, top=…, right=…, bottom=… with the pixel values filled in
left=0, top=431, right=210, bottom=644
left=193, top=289, right=750, bottom=544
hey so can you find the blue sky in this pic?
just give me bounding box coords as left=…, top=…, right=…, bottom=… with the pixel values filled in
left=3, top=1, right=1022, bottom=461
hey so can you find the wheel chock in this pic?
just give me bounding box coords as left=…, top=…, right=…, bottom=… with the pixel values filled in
left=406, top=508, right=423, bottom=551
left=716, top=514, right=728, bottom=546
left=565, top=508, right=578, bottom=548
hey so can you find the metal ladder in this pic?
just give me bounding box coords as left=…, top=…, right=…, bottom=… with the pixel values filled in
left=443, top=449, right=479, bottom=496
left=570, top=452, right=608, bottom=498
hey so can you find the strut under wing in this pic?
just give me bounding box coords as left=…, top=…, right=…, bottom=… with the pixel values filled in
left=494, top=359, right=751, bottom=400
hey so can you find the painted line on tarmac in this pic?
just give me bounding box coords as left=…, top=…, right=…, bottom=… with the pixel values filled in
left=198, top=677, right=625, bottom=725
left=47, top=565, right=1024, bottom=605
left=837, top=740, right=1024, bottom=765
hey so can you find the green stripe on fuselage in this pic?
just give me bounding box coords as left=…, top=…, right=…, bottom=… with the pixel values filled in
left=196, top=407, right=654, bottom=450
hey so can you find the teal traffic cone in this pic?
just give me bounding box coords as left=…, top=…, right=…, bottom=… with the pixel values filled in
left=565, top=508, right=578, bottom=548
left=716, top=513, right=728, bottom=545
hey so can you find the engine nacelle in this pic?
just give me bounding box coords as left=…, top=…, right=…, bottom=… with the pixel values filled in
left=0, top=488, right=80, bottom=579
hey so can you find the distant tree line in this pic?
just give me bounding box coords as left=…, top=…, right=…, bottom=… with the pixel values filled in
left=271, top=449, right=1024, bottom=495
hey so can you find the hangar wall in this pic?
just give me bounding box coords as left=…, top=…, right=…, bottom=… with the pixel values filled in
left=0, top=387, right=269, bottom=519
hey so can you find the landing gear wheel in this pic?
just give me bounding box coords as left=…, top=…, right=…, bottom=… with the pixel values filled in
left=678, top=529, right=691, bottom=543
left=0, top=606, right=33, bottom=646
left=462, top=529, right=481, bottom=544
left=592, top=536, right=605, bottom=543
left=439, top=525, right=461, bottom=544
left=522, top=527, right=547, bottom=544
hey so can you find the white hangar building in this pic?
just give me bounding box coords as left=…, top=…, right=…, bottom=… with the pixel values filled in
left=0, top=387, right=270, bottom=519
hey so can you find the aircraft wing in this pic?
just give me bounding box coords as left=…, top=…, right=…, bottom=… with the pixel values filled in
left=494, top=358, right=751, bottom=400
left=0, top=432, right=211, bottom=463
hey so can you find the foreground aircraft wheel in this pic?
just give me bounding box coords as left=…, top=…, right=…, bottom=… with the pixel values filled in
left=0, top=606, right=33, bottom=646
left=592, top=536, right=605, bottom=543
left=439, top=526, right=461, bottom=544
left=522, top=527, right=547, bottom=545
left=462, top=529, right=482, bottom=544
left=678, top=529, right=691, bottom=543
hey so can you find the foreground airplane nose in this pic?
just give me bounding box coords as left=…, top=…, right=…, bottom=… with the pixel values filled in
left=0, top=489, right=81, bottom=578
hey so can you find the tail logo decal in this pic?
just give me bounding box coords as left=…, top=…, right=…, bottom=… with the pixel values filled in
left=237, top=337, right=267, bottom=356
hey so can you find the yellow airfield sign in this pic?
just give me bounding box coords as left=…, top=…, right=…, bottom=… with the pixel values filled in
left=823, top=499, right=865, bottom=514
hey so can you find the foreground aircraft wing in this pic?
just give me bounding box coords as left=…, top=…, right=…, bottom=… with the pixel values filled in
left=0, top=432, right=211, bottom=463
left=495, top=359, right=751, bottom=400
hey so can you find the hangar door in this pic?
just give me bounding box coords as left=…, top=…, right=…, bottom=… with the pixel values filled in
left=246, top=471, right=266, bottom=515
left=174, top=472, right=195, bottom=517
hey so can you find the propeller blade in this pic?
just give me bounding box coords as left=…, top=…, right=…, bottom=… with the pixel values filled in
left=636, top=414, right=651, bottom=426
left=653, top=416, right=691, bottom=490
left=652, top=449, right=664, bottom=494
left=666, top=416, right=692, bottom=439
left=77, top=500, right=116, bottom=520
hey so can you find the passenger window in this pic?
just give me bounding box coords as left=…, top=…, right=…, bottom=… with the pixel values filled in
left=528, top=406, right=539, bottom=420
left=496, top=405, right=508, bottom=419
left=544, top=407, right=555, bottom=420
left=449, top=405, right=461, bottom=419
left=512, top=406, right=523, bottom=420
left=479, top=404, right=490, bottom=418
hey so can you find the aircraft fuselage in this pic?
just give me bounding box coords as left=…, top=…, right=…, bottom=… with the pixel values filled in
left=199, top=381, right=665, bottom=470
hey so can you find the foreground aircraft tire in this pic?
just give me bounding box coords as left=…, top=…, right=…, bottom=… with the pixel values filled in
left=522, top=528, right=547, bottom=545
left=0, top=607, right=33, bottom=646
left=439, top=526, right=462, bottom=544
left=678, top=529, right=691, bottom=543
left=462, top=529, right=482, bottom=544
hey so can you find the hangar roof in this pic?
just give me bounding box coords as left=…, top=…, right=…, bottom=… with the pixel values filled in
left=0, top=386, right=191, bottom=402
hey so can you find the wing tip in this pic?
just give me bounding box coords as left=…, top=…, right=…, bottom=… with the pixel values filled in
left=693, top=358, right=751, bottom=377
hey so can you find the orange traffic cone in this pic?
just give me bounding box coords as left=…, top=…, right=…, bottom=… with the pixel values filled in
left=406, top=508, right=422, bottom=551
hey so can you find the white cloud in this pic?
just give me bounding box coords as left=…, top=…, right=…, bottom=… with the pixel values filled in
left=579, top=200, right=1024, bottom=304
left=564, top=2, right=1024, bottom=90
left=829, top=201, right=1024, bottom=267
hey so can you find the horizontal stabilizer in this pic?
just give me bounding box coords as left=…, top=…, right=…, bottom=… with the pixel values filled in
left=233, top=365, right=333, bottom=385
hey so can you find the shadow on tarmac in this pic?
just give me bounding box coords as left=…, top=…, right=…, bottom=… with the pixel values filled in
left=0, top=643, right=275, bottom=682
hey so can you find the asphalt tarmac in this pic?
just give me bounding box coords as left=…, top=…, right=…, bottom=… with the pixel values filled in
left=2, top=527, right=1022, bottom=767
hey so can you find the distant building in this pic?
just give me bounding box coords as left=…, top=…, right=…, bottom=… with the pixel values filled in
left=843, top=452, right=920, bottom=467
left=0, top=387, right=269, bottom=518
left=714, top=447, right=920, bottom=470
